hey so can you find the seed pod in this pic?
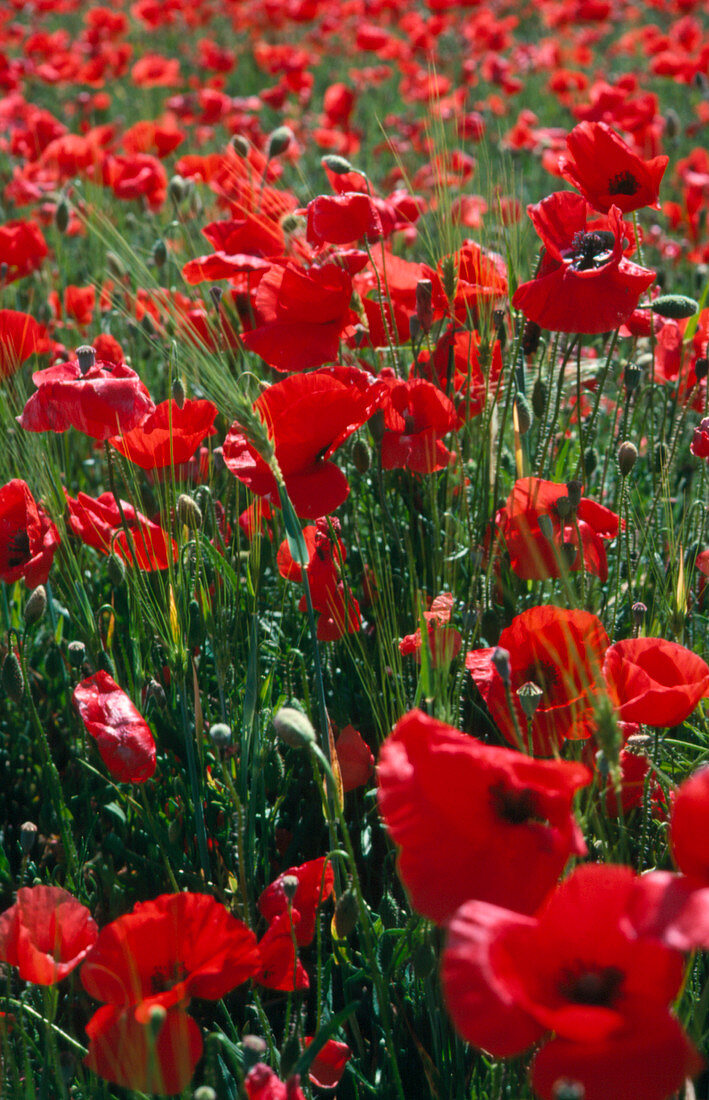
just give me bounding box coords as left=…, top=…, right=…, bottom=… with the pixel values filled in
left=623, top=362, right=643, bottom=392
left=491, top=646, right=511, bottom=687
left=20, top=821, right=38, bottom=856
left=352, top=439, right=371, bottom=474
left=76, top=345, right=96, bottom=373
left=168, top=174, right=188, bottom=204
left=172, top=376, right=185, bottom=408
left=24, top=585, right=47, bottom=627
left=2, top=653, right=24, bottom=702
left=209, top=722, right=232, bottom=748
left=517, top=680, right=543, bottom=718
left=531, top=377, right=547, bottom=418
left=54, top=198, right=70, bottom=233
left=177, top=494, right=203, bottom=530
left=650, top=294, right=699, bottom=319
left=618, top=441, right=638, bottom=477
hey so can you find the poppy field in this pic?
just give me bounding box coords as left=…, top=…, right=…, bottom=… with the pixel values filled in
left=2, top=0, right=709, bottom=1097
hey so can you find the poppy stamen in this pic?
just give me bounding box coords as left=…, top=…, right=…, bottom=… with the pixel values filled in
left=7, top=529, right=30, bottom=568
left=569, top=231, right=615, bottom=271
left=489, top=782, right=549, bottom=827
left=608, top=170, right=639, bottom=196
left=558, top=963, right=624, bottom=1006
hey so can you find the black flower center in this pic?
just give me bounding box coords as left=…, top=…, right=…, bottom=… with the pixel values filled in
left=490, top=782, right=548, bottom=826
left=608, top=170, right=639, bottom=196
left=569, top=230, right=615, bottom=271
left=7, top=530, right=31, bottom=569
left=558, top=963, right=624, bottom=1006
left=149, top=961, right=186, bottom=994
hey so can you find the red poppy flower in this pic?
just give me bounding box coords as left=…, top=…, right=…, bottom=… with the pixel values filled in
left=244, top=1064, right=306, bottom=1100
left=494, top=477, right=621, bottom=582
left=419, top=326, right=503, bottom=422
left=85, top=1004, right=202, bottom=1096
left=377, top=709, right=590, bottom=923
left=399, top=593, right=462, bottom=667
left=0, top=310, right=49, bottom=379
left=0, top=220, right=48, bottom=284
left=109, top=399, right=217, bottom=469
left=691, top=417, right=709, bottom=460
left=442, top=863, right=699, bottom=1100
left=671, top=765, right=709, bottom=883
left=241, top=261, right=356, bottom=373
left=512, top=191, right=656, bottom=334
left=254, top=912, right=309, bottom=992
left=65, top=491, right=178, bottom=571
left=102, top=153, right=168, bottom=210
left=0, top=479, right=60, bottom=587
left=0, top=886, right=97, bottom=985
left=277, top=518, right=361, bottom=640
left=603, top=637, right=709, bottom=727
left=379, top=375, right=459, bottom=474
left=559, top=122, right=669, bottom=214
left=304, top=1037, right=352, bottom=1089
left=259, top=857, right=334, bottom=947
left=306, top=192, right=381, bottom=247
left=437, top=240, right=509, bottom=322
left=223, top=369, right=380, bottom=518
left=466, top=606, right=609, bottom=755
left=335, top=725, right=374, bottom=792
left=73, top=671, right=157, bottom=784
left=18, top=354, right=154, bottom=441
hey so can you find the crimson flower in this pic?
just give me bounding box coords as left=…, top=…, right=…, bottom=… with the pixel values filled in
left=691, top=416, right=709, bottom=460
left=399, top=593, right=462, bottom=667
left=334, top=725, right=374, bottom=792
left=277, top=518, right=361, bottom=640
left=306, top=192, right=381, bottom=246
left=18, top=354, right=154, bottom=441
left=65, top=491, right=178, bottom=571
left=466, top=606, right=609, bottom=755
left=304, top=1037, right=352, bottom=1088
left=0, top=310, right=49, bottom=379
left=0, top=886, right=97, bottom=985
left=245, top=1064, right=306, bottom=1100
left=0, top=219, right=48, bottom=284
left=259, top=857, right=335, bottom=947
left=73, top=671, right=157, bottom=783
left=494, top=477, right=621, bottom=582
left=81, top=892, right=260, bottom=1094
left=0, top=479, right=60, bottom=587
left=379, top=374, right=459, bottom=474
left=108, top=398, right=217, bottom=469
left=603, top=637, right=709, bottom=727
left=223, top=368, right=381, bottom=518
left=377, top=710, right=590, bottom=923
left=442, top=864, right=700, bottom=1100
left=254, top=912, right=309, bottom=992
left=512, top=191, right=656, bottom=333
left=559, top=121, right=669, bottom=214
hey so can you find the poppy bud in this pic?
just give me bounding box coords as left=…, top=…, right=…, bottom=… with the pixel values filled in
left=623, top=362, right=643, bottom=392
left=168, top=174, right=188, bottom=204
left=352, top=439, right=371, bottom=474
left=555, top=495, right=572, bottom=520
left=188, top=599, right=202, bottom=648
left=334, top=888, right=359, bottom=938
left=517, top=680, right=543, bottom=718
left=491, top=647, right=511, bottom=687
left=514, top=394, right=532, bottom=435
left=369, top=409, right=385, bottom=444
left=55, top=198, right=70, bottom=234
left=2, top=653, right=24, bottom=702
left=664, top=109, right=680, bottom=140
left=538, top=513, right=554, bottom=542
left=267, top=126, right=293, bottom=159
left=583, top=447, right=598, bottom=475
left=415, top=279, right=434, bottom=334
left=76, top=345, right=96, bottom=373
left=521, top=319, right=541, bottom=358
left=171, top=376, right=185, bottom=408
left=152, top=239, right=167, bottom=268
left=631, top=601, right=647, bottom=630
left=230, top=134, right=250, bottom=158
left=531, top=377, right=547, bottom=418
left=209, top=722, right=232, bottom=748
left=107, top=553, right=126, bottom=587
left=24, top=585, right=47, bottom=627
left=566, top=479, right=582, bottom=510
left=147, top=1004, right=166, bottom=1040
left=695, top=357, right=708, bottom=381
left=274, top=707, right=316, bottom=749
left=68, top=641, right=86, bottom=668
left=618, top=441, right=638, bottom=477
left=20, top=821, right=38, bottom=856
left=193, top=1088, right=217, bottom=1100
left=650, top=294, right=699, bottom=320
left=177, top=494, right=203, bottom=530
left=145, top=678, right=167, bottom=708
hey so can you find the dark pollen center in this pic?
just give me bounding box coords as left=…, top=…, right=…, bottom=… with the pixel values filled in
left=558, top=963, right=624, bottom=1006
left=569, top=230, right=615, bottom=271
left=7, top=530, right=31, bottom=568
left=608, top=170, right=639, bottom=196
left=490, top=782, right=548, bottom=826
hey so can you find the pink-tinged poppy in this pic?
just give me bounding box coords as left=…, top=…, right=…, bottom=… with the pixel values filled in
left=18, top=355, right=154, bottom=441
left=494, top=477, right=621, bottom=583
left=223, top=368, right=381, bottom=518
left=512, top=191, right=656, bottom=334
left=0, top=310, right=49, bottom=379
left=466, top=606, right=609, bottom=755
left=377, top=709, right=589, bottom=923
left=442, top=863, right=700, bottom=1100
left=65, top=491, right=178, bottom=571
left=85, top=1004, right=202, bottom=1096
left=603, top=637, right=709, bottom=727
left=0, top=220, right=48, bottom=284
left=259, top=857, right=334, bottom=948
left=244, top=1064, right=306, bottom=1100
left=303, top=1037, right=352, bottom=1089
left=73, top=671, right=157, bottom=783
left=0, top=886, right=97, bottom=985
left=241, top=261, right=356, bottom=373
left=109, top=399, right=217, bottom=470
left=306, top=192, right=381, bottom=246
left=0, top=479, right=60, bottom=587
left=559, top=121, right=669, bottom=214
left=379, top=374, right=459, bottom=474
left=335, top=725, right=374, bottom=792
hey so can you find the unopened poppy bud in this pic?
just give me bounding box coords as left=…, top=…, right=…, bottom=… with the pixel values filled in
left=209, top=285, right=223, bottom=310
left=267, top=125, right=293, bottom=159
left=107, top=553, right=126, bottom=587
left=514, top=394, right=532, bottom=434
left=618, top=441, right=638, bottom=477
left=415, top=279, right=434, bottom=334
left=322, top=154, right=355, bottom=174
left=491, top=646, right=511, bottom=687
left=531, top=377, right=547, bottom=418
left=440, top=254, right=457, bottom=304
left=24, top=585, right=47, bottom=627
left=538, top=513, right=554, bottom=542
left=369, top=409, right=385, bottom=444
left=664, top=108, right=680, bottom=139
left=650, top=294, right=698, bottom=320
left=20, top=821, right=38, bottom=856
left=67, top=641, right=86, bottom=667
left=188, top=599, right=202, bottom=648
left=694, top=357, right=708, bottom=381
left=517, top=680, right=543, bottom=718
left=168, top=174, right=188, bottom=204
left=281, top=875, right=299, bottom=903
left=193, top=1088, right=217, bottom=1100
left=105, top=250, right=127, bottom=279
left=171, top=376, right=185, bottom=408
left=230, top=134, right=250, bottom=158
left=521, top=319, right=541, bottom=357
left=152, top=239, right=167, bottom=268
left=566, top=480, right=582, bottom=510
left=2, top=653, right=24, bottom=702
left=274, top=707, right=316, bottom=749
left=55, top=197, right=70, bottom=233
left=209, top=722, right=232, bottom=748
left=334, top=888, right=359, bottom=938
left=623, top=362, right=643, bottom=392
left=352, top=439, right=371, bottom=474
left=552, top=1079, right=585, bottom=1100
left=583, top=447, right=598, bottom=475
left=243, top=1035, right=267, bottom=1056
left=177, top=494, right=203, bottom=530
left=76, top=345, right=96, bottom=373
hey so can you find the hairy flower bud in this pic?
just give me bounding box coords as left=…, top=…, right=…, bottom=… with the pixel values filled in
left=2, top=652, right=24, bottom=702
left=24, top=585, right=47, bottom=627
left=650, top=294, right=698, bottom=319
left=274, top=707, right=316, bottom=749
left=267, top=126, right=293, bottom=159
left=618, top=441, right=638, bottom=477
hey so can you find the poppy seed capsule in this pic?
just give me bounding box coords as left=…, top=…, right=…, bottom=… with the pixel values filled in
left=68, top=641, right=86, bottom=667
left=274, top=707, right=316, bottom=749
left=20, top=821, right=38, bottom=856
left=209, top=722, right=232, bottom=748
left=623, top=362, right=643, bottom=392
left=193, top=1088, right=217, bottom=1100
left=2, top=653, right=24, bottom=702
left=267, top=125, right=293, bottom=159
left=230, top=134, right=250, bottom=158
left=75, top=345, right=96, bottom=373
left=618, top=441, right=638, bottom=476
left=517, top=680, right=543, bottom=718
left=334, top=889, right=359, bottom=938
left=695, top=357, right=708, bottom=381
left=281, top=875, right=299, bottom=903
left=566, top=479, right=583, bottom=510
left=23, top=585, right=47, bottom=627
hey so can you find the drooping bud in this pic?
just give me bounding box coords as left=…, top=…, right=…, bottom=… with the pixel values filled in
left=76, top=345, right=96, bottom=373
left=267, top=126, right=293, bottom=159
left=531, top=377, right=547, bottom=418
left=322, top=154, right=355, bottom=175
left=230, top=134, right=250, bottom=158
left=172, top=376, right=185, bottom=408
left=514, top=393, right=532, bottom=435
left=23, top=585, right=47, bottom=627
left=491, top=646, right=511, bottom=687
left=2, top=652, right=24, bottom=702
left=618, top=441, right=638, bottom=477
left=54, top=197, right=70, bottom=234
left=274, top=707, right=316, bottom=749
